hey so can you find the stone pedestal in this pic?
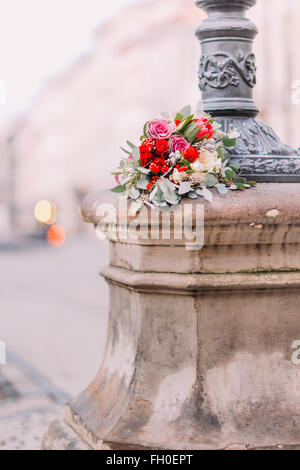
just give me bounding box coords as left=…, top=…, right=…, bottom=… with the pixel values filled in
left=44, top=184, right=300, bottom=450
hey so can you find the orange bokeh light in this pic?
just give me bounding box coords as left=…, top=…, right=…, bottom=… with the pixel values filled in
left=47, top=224, right=66, bottom=247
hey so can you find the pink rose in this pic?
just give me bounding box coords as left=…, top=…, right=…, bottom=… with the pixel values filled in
left=146, top=119, right=176, bottom=139
left=169, top=135, right=189, bottom=153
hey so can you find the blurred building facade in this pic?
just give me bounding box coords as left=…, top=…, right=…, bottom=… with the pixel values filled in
left=1, top=0, right=300, bottom=234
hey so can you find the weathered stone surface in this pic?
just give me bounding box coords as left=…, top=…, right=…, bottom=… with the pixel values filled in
left=45, top=183, right=300, bottom=450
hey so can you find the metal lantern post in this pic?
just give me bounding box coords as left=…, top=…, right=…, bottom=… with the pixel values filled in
left=195, top=0, right=300, bottom=182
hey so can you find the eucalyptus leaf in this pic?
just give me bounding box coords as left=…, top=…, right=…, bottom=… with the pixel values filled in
left=129, top=186, right=141, bottom=200
left=196, top=189, right=204, bottom=197
left=159, top=180, right=180, bottom=205
left=187, top=192, right=197, bottom=199
left=224, top=168, right=237, bottom=180
left=233, top=176, right=247, bottom=184
left=222, top=136, right=237, bottom=147
left=149, top=185, right=158, bottom=201
left=230, top=161, right=241, bottom=170
left=136, top=174, right=151, bottom=190
left=152, top=186, right=168, bottom=207
left=217, top=146, right=224, bottom=160
left=202, top=187, right=213, bottom=203
left=178, top=182, right=193, bottom=195
left=216, top=183, right=228, bottom=195
left=205, top=174, right=219, bottom=188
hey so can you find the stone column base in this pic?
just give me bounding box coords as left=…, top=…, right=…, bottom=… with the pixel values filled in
left=44, top=184, right=300, bottom=450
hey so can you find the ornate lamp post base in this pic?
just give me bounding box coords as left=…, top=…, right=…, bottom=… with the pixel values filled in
left=196, top=0, right=300, bottom=182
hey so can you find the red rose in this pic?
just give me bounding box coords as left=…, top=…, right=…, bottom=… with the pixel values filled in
left=183, top=146, right=199, bottom=163
left=154, top=157, right=165, bottom=167
left=143, top=138, right=154, bottom=150
left=139, top=145, right=152, bottom=166
left=155, top=139, right=169, bottom=155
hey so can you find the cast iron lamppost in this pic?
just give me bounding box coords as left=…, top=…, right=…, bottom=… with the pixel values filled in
left=195, top=0, right=300, bottom=182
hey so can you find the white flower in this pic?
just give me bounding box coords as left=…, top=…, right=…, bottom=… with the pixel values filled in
left=191, top=151, right=222, bottom=173
left=170, top=168, right=183, bottom=183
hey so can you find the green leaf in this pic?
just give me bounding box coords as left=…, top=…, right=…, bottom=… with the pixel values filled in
left=216, top=183, right=228, bottom=195
left=111, top=184, right=127, bottom=193
left=152, top=186, right=168, bottom=207
left=202, top=187, right=213, bottom=203
left=217, top=146, right=225, bottom=160
left=126, top=140, right=137, bottom=150
left=161, top=111, right=170, bottom=119
left=177, top=115, right=194, bottom=133
left=196, top=189, right=204, bottom=197
left=120, top=146, right=131, bottom=155
left=129, top=186, right=141, bottom=200
left=138, top=166, right=150, bottom=174
left=136, top=174, right=150, bottom=190
left=182, top=122, right=200, bottom=143
left=205, top=174, right=219, bottom=187
left=224, top=168, right=237, bottom=180
left=229, top=161, right=241, bottom=171
left=178, top=182, right=193, bottom=195
left=175, top=112, right=184, bottom=122
left=195, top=100, right=204, bottom=114
left=235, top=183, right=246, bottom=189
left=222, top=136, right=237, bottom=147
left=180, top=105, right=192, bottom=118
left=132, top=146, right=140, bottom=161
left=143, top=121, right=149, bottom=138
left=233, top=176, right=247, bottom=184
left=159, top=180, right=180, bottom=205
left=187, top=192, right=197, bottom=199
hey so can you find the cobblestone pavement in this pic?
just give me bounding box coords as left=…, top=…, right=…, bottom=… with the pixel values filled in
left=0, top=234, right=109, bottom=450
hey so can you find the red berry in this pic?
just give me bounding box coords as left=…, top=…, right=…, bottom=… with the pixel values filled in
left=149, top=163, right=160, bottom=174
left=146, top=183, right=153, bottom=191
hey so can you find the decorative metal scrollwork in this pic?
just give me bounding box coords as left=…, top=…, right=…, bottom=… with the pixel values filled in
left=199, top=51, right=257, bottom=90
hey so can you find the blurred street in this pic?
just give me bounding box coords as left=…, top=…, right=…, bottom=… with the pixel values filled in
left=0, top=234, right=109, bottom=449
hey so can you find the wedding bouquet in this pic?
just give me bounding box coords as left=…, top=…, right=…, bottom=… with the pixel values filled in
left=112, top=105, right=255, bottom=207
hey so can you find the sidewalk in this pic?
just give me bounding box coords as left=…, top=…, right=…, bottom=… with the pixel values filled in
left=0, top=235, right=109, bottom=450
